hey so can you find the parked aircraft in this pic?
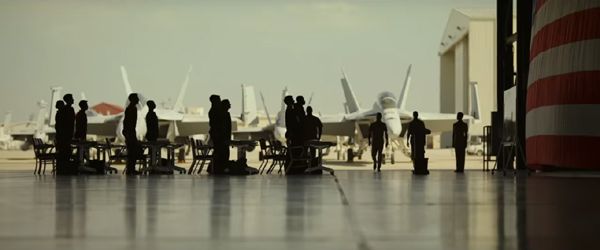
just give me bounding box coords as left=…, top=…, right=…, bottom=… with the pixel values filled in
left=80, top=66, right=215, bottom=142
left=338, top=64, right=481, bottom=163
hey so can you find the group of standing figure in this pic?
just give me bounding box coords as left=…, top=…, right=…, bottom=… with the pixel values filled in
left=368, top=111, right=468, bottom=173
left=122, top=93, right=160, bottom=175
left=54, top=94, right=89, bottom=175
left=284, top=95, right=323, bottom=146
left=208, top=95, right=233, bottom=175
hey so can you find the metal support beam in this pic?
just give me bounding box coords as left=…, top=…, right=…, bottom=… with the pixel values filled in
left=496, top=0, right=513, bottom=169
left=516, top=0, right=533, bottom=170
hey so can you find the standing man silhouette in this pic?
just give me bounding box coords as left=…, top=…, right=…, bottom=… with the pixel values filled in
left=123, top=93, right=140, bottom=175
left=293, top=96, right=306, bottom=145
left=209, top=95, right=225, bottom=174
left=54, top=101, right=65, bottom=144
left=145, top=100, right=158, bottom=142
left=303, top=106, right=323, bottom=142
left=406, top=111, right=430, bottom=161
left=452, top=112, right=468, bottom=173
left=284, top=96, right=296, bottom=145
left=222, top=99, right=232, bottom=163
left=74, top=100, right=88, bottom=141
left=368, top=113, right=388, bottom=172
left=62, top=94, right=76, bottom=143
left=56, top=94, right=75, bottom=175
left=54, top=100, right=68, bottom=174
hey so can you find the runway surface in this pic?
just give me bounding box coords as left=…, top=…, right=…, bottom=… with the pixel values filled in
left=0, top=170, right=599, bottom=250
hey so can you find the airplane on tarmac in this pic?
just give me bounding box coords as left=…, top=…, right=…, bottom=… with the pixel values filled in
left=78, top=66, right=219, bottom=143
left=0, top=99, right=58, bottom=150
left=336, top=64, right=481, bottom=163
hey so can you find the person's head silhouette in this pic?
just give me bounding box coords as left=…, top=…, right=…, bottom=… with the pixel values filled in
left=296, top=96, right=305, bottom=105
left=147, top=100, right=156, bottom=111
left=128, top=93, right=139, bottom=105
left=210, top=94, right=221, bottom=104
left=457, top=112, right=464, bottom=121
left=284, top=96, right=294, bottom=106
left=307, top=106, right=313, bottom=115
left=63, top=94, right=74, bottom=105
left=222, top=99, right=231, bottom=110
left=413, top=111, right=419, bottom=119
left=55, top=100, right=65, bottom=110
left=376, top=112, right=382, bottom=121
left=79, top=100, right=88, bottom=111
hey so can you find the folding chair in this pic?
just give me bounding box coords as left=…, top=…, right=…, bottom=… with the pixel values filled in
left=32, top=138, right=56, bottom=175
left=267, top=140, right=288, bottom=174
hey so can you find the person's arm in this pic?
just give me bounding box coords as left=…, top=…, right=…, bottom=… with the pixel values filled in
left=452, top=124, right=456, bottom=148
left=317, top=119, right=323, bottom=140
left=368, top=124, right=372, bottom=145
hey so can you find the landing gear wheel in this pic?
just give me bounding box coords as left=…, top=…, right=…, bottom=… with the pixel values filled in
left=382, top=154, right=386, bottom=165
left=391, top=154, right=395, bottom=164
left=347, top=149, right=355, bottom=163
left=358, top=153, right=362, bottom=160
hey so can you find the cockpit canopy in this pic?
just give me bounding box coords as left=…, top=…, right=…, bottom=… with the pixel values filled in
left=377, top=92, right=397, bottom=109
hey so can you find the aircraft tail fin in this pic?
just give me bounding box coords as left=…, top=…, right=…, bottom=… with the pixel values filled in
left=470, top=82, right=481, bottom=120
left=35, top=101, right=48, bottom=140
left=397, top=64, right=412, bottom=110
left=1, top=112, right=12, bottom=136
left=49, top=87, right=62, bottom=126
left=340, top=69, right=361, bottom=113
left=259, top=91, right=273, bottom=126
left=120, top=66, right=133, bottom=96
left=276, top=87, right=289, bottom=127
left=174, top=65, right=193, bottom=113
left=241, top=84, right=259, bottom=126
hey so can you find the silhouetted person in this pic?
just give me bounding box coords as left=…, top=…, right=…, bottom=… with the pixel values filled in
left=54, top=101, right=65, bottom=144
left=406, top=111, right=430, bottom=161
left=145, top=100, right=158, bottom=142
left=62, top=94, right=76, bottom=142
left=209, top=95, right=226, bottom=174
left=303, top=106, right=322, bottom=142
left=74, top=100, right=88, bottom=141
left=56, top=94, right=75, bottom=175
left=368, top=113, right=388, bottom=172
left=123, top=93, right=140, bottom=175
left=452, top=112, right=468, bottom=173
left=284, top=96, right=296, bottom=145
left=222, top=99, right=232, bottom=163
left=293, top=95, right=306, bottom=145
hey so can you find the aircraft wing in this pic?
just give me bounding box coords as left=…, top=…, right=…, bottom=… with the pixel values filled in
left=87, top=115, right=121, bottom=137
left=401, top=112, right=475, bottom=133
left=320, top=114, right=356, bottom=136
left=175, top=115, right=210, bottom=137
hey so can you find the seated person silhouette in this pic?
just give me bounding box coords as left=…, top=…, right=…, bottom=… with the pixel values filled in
left=74, top=100, right=88, bottom=141
left=123, top=93, right=140, bottom=175
left=369, top=113, right=388, bottom=172
left=145, top=100, right=159, bottom=142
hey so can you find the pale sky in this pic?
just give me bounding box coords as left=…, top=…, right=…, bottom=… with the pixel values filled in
left=0, top=0, right=495, bottom=121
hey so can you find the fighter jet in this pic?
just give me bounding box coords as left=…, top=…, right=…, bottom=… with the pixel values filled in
left=81, top=66, right=216, bottom=142
left=337, top=64, right=481, bottom=163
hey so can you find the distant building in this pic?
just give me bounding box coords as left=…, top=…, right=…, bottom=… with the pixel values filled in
left=438, top=9, right=515, bottom=147
left=92, top=102, right=124, bottom=116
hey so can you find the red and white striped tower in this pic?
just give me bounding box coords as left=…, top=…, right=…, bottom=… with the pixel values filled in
left=527, top=0, right=600, bottom=169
